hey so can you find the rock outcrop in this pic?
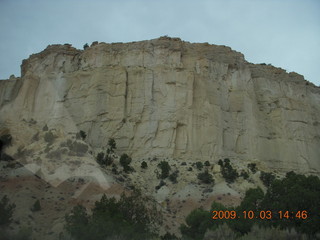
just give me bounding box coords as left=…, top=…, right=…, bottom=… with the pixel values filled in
left=0, top=37, right=319, bottom=175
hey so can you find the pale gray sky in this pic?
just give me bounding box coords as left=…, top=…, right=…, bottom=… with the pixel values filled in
left=0, top=0, right=319, bottom=86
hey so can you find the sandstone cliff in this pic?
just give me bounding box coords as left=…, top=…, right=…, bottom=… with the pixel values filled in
left=1, top=37, right=319, bottom=175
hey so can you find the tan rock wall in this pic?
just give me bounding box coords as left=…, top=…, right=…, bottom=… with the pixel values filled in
left=0, top=38, right=319, bottom=174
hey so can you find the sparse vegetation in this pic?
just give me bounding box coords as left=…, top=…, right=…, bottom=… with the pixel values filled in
left=261, top=171, right=320, bottom=236
left=65, top=189, right=161, bottom=240
left=161, top=232, right=179, bottom=240
left=44, top=131, right=55, bottom=144
left=120, top=153, right=131, bottom=167
left=0, top=226, right=33, bottom=240
left=0, top=195, right=16, bottom=226
left=107, top=138, right=116, bottom=154
left=219, top=158, right=238, bottom=183
left=120, top=153, right=133, bottom=173
left=0, top=134, right=13, bottom=161
left=96, top=152, right=105, bottom=165
left=240, top=170, right=249, bottom=180
left=0, top=153, right=14, bottom=162
left=204, top=223, right=310, bottom=240
left=104, top=155, right=113, bottom=166
left=169, top=170, right=178, bottom=184
left=0, top=134, right=12, bottom=148
left=180, top=207, right=211, bottom=240
left=196, top=161, right=203, bottom=170
left=42, top=124, right=48, bottom=131
left=0, top=195, right=32, bottom=239
left=96, top=152, right=113, bottom=166
left=246, top=225, right=309, bottom=240
left=247, top=163, right=257, bottom=173
left=155, top=180, right=166, bottom=190
left=96, top=138, right=117, bottom=167
left=76, top=130, right=87, bottom=140
left=204, top=223, right=237, bottom=240
left=259, top=171, right=275, bottom=187
left=204, top=161, right=210, bottom=167
left=31, top=199, right=41, bottom=212
left=197, top=170, right=214, bottom=184
left=32, top=132, right=39, bottom=141
left=64, top=205, right=89, bottom=240
left=83, top=43, right=89, bottom=50
left=158, top=160, right=171, bottom=179
left=112, top=165, right=118, bottom=175
left=141, top=161, right=148, bottom=169
left=182, top=172, right=320, bottom=238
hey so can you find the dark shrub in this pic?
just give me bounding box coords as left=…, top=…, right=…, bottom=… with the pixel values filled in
left=0, top=134, right=12, bottom=147
left=161, top=232, right=179, bottom=240
left=180, top=208, right=211, bottom=240
left=0, top=226, right=33, bottom=240
left=248, top=163, right=257, bottom=173
left=220, top=159, right=238, bottom=183
left=107, top=138, right=116, bottom=154
left=0, top=134, right=12, bottom=159
left=0, top=195, right=16, bottom=226
left=65, top=190, right=161, bottom=240
left=112, top=166, right=118, bottom=175
left=42, top=124, right=48, bottom=131
left=76, top=130, right=87, bottom=140
left=120, top=153, right=131, bottom=167
left=259, top=171, right=275, bottom=187
left=197, top=170, right=214, bottom=184
left=96, top=152, right=105, bottom=165
left=184, top=173, right=320, bottom=238
left=141, top=161, right=148, bottom=169
left=120, top=154, right=132, bottom=173
left=31, top=200, right=41, bottom=212
left=65, top=205, right=89, bottom=240
left=83, top=43, right=89, bottom=50
left=204, top=223, right=237, bottom=240
left=32, top=132, right=39, bottom=141
left=240, top=170, right=249, bottom=180
left=0, top=153, right=14, bottom=162
left=196, top=161, right=203, bottom=170
left=96, top=152, right=113, bottom=166
left=261, top=172, right=320, bottom=236
left=105, top=155, right=113, bottom=166
left=155, top=180, right=166, bottom=190
left=158, top=161, right=171, bottom=179
left=169, top=171, right=178, bottom=184
left=44, top=131, right=55, bottom=144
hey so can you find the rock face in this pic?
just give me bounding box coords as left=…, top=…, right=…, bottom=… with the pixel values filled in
left=1, top=37, right=320, bottom=174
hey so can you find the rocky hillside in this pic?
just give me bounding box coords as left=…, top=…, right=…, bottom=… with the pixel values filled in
left=0, top=36, right=320, bottom=239
left=1, top=36, right=319, bottom=174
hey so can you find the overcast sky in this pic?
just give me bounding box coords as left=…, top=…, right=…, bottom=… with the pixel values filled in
left=0, top=0, right=319, bottom=86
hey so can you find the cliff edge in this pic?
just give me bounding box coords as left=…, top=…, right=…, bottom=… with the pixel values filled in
left=0, top=37, right=319, bottom=175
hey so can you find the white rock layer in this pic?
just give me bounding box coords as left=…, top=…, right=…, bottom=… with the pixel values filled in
left=0, top=37, right=319, bottom=174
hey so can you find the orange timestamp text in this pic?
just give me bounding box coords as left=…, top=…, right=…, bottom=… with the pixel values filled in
left=212, top=210, right=308, bottom=220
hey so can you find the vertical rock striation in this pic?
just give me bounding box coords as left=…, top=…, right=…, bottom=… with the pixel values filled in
left=0, top=37, right=319, bottom=174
